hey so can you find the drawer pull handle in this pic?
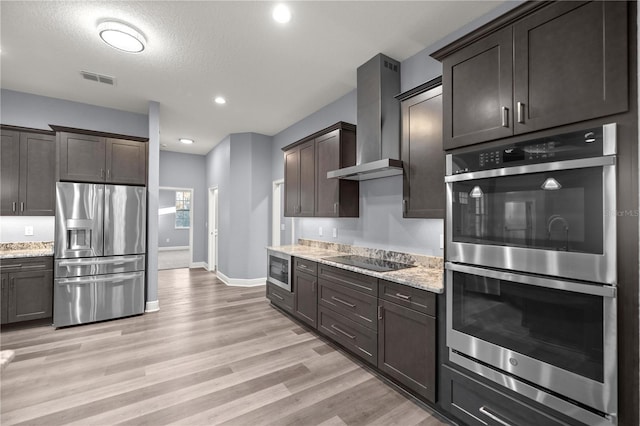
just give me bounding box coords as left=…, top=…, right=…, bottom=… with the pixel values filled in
left=331, top=296, right=356, bottom=308
left=272, top=293, right=284, bottom=301
left=395, top=292, right=411, bottom=300
left=299, top=264, right=308, bottom=269
left=331, top=324, right=355, bottom=339
left=12, top=202, right=16, bottom=212
left=378, top=305, right=383, bottom=320
left=479, top=407, right=513, bottom=426
left=19, top=264, right=46, bottom=269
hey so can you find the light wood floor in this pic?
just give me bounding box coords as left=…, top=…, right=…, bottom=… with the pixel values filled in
left=1, top=268, right=451, bottom=426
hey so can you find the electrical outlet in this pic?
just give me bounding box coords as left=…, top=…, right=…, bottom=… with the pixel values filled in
left=318, top=227, right=323, bottom=236
left=439, top=234, right=444, bottom=249
left=24, top=226, right=33, bottom=236
left=166, top=238, right=170, bottom=243
left=333, top=228, right=337, bottom=238
left=280, top=223, right=285, bottom=231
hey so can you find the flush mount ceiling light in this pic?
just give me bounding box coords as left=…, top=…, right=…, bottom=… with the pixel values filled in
left=179, top=138, right=194, bottom=145
left=541, top=177, right=562, bottom=190
left=272, top=4, right=291, bottom=24
left=214, top=96, right=226, bottom=105
left=97, top=21, right=146, bottom=53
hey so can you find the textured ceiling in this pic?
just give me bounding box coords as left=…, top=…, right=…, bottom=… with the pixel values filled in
left=1, top=1, right=504, bottom=155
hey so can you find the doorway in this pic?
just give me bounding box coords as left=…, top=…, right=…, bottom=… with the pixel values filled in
left=272, top=179, right=292, bottom=246
left=208, top=187, right=219, bottom=272
left=158, top=187, right=194, bottom=270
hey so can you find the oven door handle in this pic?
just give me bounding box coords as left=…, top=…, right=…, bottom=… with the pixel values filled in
left=445, top=262, right=616, bottom=298
left=444, top=155, right=615, bottom=183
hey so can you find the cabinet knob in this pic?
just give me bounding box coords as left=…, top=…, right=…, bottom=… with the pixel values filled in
left=501, top=106, right=509, bottom=128
left=517, top=102, right=525, bottom=124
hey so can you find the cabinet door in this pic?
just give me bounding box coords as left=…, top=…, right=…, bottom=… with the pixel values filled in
left=59, top=132, right=106, bottom=182
left=513, top=1, right=628, bottom=134
left=7, top=269, right=53, bottom=323
left=378, top=299, right=436, bottom=402
left=294, top=271, right=317, bottom=328
left=283, top=148, right=299, bottom=217
left=315, top=130, right=340, bottom=217
left=298, top=140, right=315, bottom=216
left=1, top=273, right=8, bottom=324
left=442, top=26, right=513, bottom=149
left=0, top=130, right=20, bottom=215
left=106, top=138, right=147, bottom=185
left=20, top=132, right=56, bottom=215
left=401, top=86, right=445, bottom=218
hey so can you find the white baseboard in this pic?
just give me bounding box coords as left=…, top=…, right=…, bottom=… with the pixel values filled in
left=145, top=300, right=160, bottom=312
left=216, top=271, right=266, bottom=287
left=158, top=246, right=190, bottom=252
left=190, top=261, right=207, bottom=269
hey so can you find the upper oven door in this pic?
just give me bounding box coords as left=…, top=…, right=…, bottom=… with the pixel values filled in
left=446, top=262, right=617, bottom=415
left=445, top=156, right=616, bottom=284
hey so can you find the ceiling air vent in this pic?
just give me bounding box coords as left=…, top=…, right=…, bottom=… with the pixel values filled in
left=80, top=71, right=116, bottom=86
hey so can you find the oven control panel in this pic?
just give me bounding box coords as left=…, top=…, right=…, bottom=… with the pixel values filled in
left=450, top=126, right=605, bottom=174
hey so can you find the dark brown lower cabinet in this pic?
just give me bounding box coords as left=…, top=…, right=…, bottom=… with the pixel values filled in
left=294, top=269, right=317, bottom=329
left=266, top=282, right=294, bottom=315
left=440, top=364, right=569, bottom=426
left=318, top=305, right=377, bottom=366
left=378, top=299, right=436, bottom=402
left=1, top=257, right=53, bottom=324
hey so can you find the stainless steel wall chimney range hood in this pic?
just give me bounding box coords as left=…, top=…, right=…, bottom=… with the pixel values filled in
left=327, top=54, right=402, bottom=181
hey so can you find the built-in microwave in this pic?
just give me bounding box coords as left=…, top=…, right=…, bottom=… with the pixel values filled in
left=445, top=123, right=617, bottom=284
left=267, top=250, right=291, bottom=292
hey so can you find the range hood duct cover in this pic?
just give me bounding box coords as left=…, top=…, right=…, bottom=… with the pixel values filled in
left=328, top=53, right=403, bottom=181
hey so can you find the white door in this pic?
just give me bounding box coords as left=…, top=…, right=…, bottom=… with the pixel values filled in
left=208, top=187, right=218, bottom=272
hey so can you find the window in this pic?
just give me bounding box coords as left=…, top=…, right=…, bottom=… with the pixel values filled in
left=175, top=191, right=191, bottom=228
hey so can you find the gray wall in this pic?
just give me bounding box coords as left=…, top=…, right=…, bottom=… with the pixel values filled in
left=206, top=133, right=272, bottom=280
left=0, top=89, right=150, bottom=245
left=0, top=89, right=148, bottom=137
left=159, top=151, right=207, bottom=262
left=270, top=1, right=527, bottom=257
left=158, top=189, right=190, bottom=248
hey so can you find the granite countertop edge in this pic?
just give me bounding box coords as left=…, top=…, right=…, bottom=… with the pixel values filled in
left=0, top=242, right=55, bottom=259
left=267, top=245, right=444, bottom=294
left=0, top=249, right=54, bottom=259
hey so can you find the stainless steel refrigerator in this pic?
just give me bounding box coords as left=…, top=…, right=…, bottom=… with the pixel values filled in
left=54, top=182, right=146, bottom=327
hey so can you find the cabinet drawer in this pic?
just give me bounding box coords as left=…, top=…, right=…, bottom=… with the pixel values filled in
left=1, top=256, right=53, bottom=272
left=266, top=282, right=294, bottom=314
left=318, top=264, right=377, bottom=297
left=318, top=305, right=377, bottom=366
left=318, top=278, right=377, bottom=331
left=294, top=257, right=317, bottom=275
left=442, top=365, right=567, bottom=426
left=379, top=279, right=435, bottom=316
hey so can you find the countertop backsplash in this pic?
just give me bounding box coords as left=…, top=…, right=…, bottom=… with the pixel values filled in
left=0, top=216, right=55, bottom=243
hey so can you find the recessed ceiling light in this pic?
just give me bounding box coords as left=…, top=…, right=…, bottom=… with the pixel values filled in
left=98, top=21, right=146, bottom=53
left=179, top=138, right=194, bottom=145
left=272, top=4, right=291, bottom=24
left=214, top=96, right=226, bottom=105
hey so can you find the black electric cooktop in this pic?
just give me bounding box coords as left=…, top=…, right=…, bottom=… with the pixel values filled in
left=324, top=255, right=416, bottom=273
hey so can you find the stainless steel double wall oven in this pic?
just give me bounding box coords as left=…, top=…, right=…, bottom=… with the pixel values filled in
left=444, top=124, right=618, bottom=425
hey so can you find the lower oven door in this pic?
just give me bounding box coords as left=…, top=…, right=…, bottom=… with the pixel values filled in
left=446, top=262, right=617, bottom=416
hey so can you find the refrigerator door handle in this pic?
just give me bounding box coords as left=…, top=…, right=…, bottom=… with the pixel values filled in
left=56, top=272, right=143, bottom=285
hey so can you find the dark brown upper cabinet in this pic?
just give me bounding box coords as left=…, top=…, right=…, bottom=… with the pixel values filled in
left=284, top=139, right=315, bottom=217
left=283, top=122, right=358, bottom=218
left=398, top=80, right=445, bottom=219
left=1, top=128, right=56, bottom=216
left=58, top=131, right=147, bottom=185
left=434, top=1, right=628, bottom=150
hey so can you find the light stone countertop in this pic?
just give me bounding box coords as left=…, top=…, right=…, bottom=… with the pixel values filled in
left=267, top=243, right=444, bottom=294
left=0, top=242, right=54, bottom=259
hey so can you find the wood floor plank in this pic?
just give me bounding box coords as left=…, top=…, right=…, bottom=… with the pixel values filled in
left=0, top=268, right=451, bottom=426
